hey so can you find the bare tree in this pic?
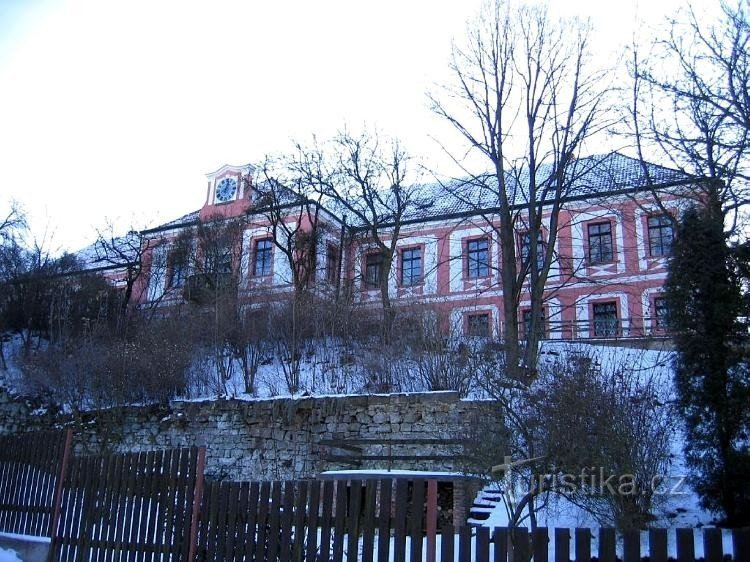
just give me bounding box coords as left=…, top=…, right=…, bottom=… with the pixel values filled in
left=92, top=226, right=152, bottom=317
left=628, top=0, right=750, bottom=233
left=430, top=0, right=610, bottom=379
left=247, top=154, right=329, bottom=392
left=290, top=130, right=422, bottom=342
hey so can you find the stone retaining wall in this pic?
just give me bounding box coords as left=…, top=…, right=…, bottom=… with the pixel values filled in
left=0, top=389, right=500, bottom=482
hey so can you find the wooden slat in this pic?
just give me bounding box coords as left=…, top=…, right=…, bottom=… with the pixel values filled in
left=554, top=528, right=570, bottom=562
left=305, top=481, right=321, bottom=562
left=279, top=481, right=295, bottom=562
left=676, top=528, right=696, bottom=562
left=234, top=482, right=249, bottom=562
left=291, top=480, right=308, bottom=562
left=244, top=481, right=260, bottom=562
left=347, top=480, right=363, bottom=562
left=441, top=524, right=455, bottom=562
left=332, top=479, right=348, bottom=562
left=225, top=482, right=242, bottom=562
left=598, top=528, right=616, bottom=562
left=163, top=448, right=182, bottom=560
left=216, top=481, right=232, bottom=562
left=361, top=480, right=377, bottom=562
left=319, top=480, right=334, bottom=562
left=476, top=526, right=490, bottom=562
left=574, top=528, right=590, bottom=562
left=376, top=479, right=392, bottom=562
left=255, top=481, right=271, bottom=562
left=623, top=529, right=640, bottom=562
left=732, top=528, right=750, bottom=562
left=649, top=528, right=668, bottom=562
left=703, top=527, right=723, bottom=562
left=267, top=481, right=283, bottom=562
left=393, top=479, right=409, bottom=562
left=458, top=526, right=472, bottom=562
left=511, top=527, right=529, bottom=562
left=410, top=479, right=425, bottom=562
left=493, top=527, right=508, bottom=562
left=532, top=527, right=548, bottom=562
left=175, top=447, right=193, bottom=560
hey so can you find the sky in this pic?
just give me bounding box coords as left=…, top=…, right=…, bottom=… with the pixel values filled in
left=0, top=0, right=718, bottom=253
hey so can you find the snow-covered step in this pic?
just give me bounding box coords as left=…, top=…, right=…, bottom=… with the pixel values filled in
left=467, top=484, right=505, bottom=527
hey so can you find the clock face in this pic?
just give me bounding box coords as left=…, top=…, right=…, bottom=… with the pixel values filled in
left=215, top=177, right=237, bottom=202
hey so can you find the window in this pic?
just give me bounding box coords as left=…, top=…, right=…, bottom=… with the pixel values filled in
left=593, top=301, right=619, bottom=337
left=520, top=231, right=545, bottom=271
left=205, top=245, right=232, bottom=275
left=364, top=252, right=384, bottom=288
left=653, top=296, right=669, bottom=331
left=648, top=215, right=674, bottom=257
left=587, top=222, right=613, bottom=264
left=400, top=247, right=423, bottom=286
left=253, top=239, right=273, bottom=276
left=325, top=244, right=339, bottom=284
left=466, top=237, right=489, bottom=278
left=167, top=253, right=187, bottom=289
left=467, top=313, right=490, bottom=337
left=522, top=308, right=547, bottom=340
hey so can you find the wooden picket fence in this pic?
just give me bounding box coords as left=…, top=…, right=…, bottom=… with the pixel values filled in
left=1, top=432, right=750, bottom=561
left=49, top=447, right=202, bottom=562
left=194, top=478, right=750, bottom=562
left=0, top=429, right=69, bottom=537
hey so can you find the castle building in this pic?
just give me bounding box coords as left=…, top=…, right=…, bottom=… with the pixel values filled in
left=104, top=152, right=694, bottom=342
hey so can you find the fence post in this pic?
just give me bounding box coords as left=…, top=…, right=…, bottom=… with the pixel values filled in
left=186, top=446, right=206, bottom=562
left=47, top=428, right=73, bottom=556
left=426, top=480, right=437, bottom=562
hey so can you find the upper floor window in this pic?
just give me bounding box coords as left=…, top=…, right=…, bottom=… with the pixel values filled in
left=593, top=301, right=619, bottom=337
left=466, top=312, right=490, bottom=337
left=400, top=247, right=423, bottom=286
left=364, top=252, right=384, bottom=289
left=253, top=239, right=273, bottom=276
left=519, top=231, right=545, bottom=271
left=465, top=237, right=489, bottom=278
left=325, top=244, right=339, bottom=284
left=588, top=222, right=613, bottom=264
left=205, top=245, right=232, bottom=275
left=648, top=215, right=674, bottom=257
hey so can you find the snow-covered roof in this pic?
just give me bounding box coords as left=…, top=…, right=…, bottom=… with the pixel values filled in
left=74, top=232, right=142, bottom=272
left=139, top=152, right=693, bottom=236
left=143, top=210, right=201, bottom=233
left=396, top=152, right=693, bottom=224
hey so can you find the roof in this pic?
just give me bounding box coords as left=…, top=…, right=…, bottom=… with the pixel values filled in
left=397, top=152, right=693, bottom=224
left=74, top=232, right=142, bottom=272
left=138, top=152, right=694, bottom=236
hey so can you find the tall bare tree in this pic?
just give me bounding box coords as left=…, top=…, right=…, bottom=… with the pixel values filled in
left=245, top=157, right=327, bottom=393
left=628, top=0, right=749, bottom=233
left=290, top=130, right=421, bottom=342
left=430, top=0, right=610, bottom=379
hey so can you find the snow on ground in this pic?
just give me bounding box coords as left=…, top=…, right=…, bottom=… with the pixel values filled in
left=0, top=332, right=719, bottom=532
left=0, top=548, right=21, bottom=562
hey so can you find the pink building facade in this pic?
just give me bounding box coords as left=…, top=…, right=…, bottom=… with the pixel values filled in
left=130, top=153, right=696, bottom=342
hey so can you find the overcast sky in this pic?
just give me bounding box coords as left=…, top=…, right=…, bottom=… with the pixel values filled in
left=0, top=0, right=717, bottom=253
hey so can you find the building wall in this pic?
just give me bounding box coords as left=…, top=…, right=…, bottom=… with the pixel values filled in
left=136, top=178, right=689, bottom=341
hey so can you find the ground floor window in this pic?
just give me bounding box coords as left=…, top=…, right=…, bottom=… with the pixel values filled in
left=466, top=312, right=491, bottom=337
left=521, top=308, right=547, bottom=340
left=653, top=296, right=669, bottom=331
left=592, top=301, right=619, bottom=337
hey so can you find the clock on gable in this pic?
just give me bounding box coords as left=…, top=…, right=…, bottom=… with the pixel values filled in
left=215, top=177, right=237, bottom=203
